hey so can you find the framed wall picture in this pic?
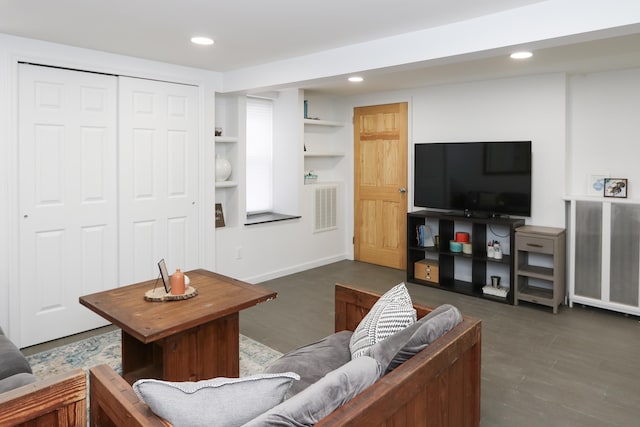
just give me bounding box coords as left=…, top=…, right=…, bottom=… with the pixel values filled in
left=215, top=203, right=225, bottom=227
left=603, top=178, right=628, bottom=198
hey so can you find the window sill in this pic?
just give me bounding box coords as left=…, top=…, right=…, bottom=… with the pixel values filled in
left=245, top=212, right=301, bottom=226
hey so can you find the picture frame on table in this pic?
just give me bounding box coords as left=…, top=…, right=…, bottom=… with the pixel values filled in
left=603, top=178, right=628, bottom=198
left=588, top=173, right=609, bottom=196
left=215, top=203, right=225, bottom=227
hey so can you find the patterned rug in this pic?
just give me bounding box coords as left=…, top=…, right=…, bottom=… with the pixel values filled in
left=27, top=329, right=282, bottom=379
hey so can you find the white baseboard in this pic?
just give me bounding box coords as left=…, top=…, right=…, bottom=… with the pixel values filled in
left=242, top=254, right=349, bottom=284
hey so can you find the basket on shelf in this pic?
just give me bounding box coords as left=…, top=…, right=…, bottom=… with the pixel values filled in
left=304, top=172, right=318, bottom=185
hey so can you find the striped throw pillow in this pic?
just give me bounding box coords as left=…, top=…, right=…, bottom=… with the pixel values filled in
left=349, top=283, right=416, bottom=359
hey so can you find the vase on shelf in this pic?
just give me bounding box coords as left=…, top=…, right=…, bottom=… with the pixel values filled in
left=215, top=154, right=232, bottom=181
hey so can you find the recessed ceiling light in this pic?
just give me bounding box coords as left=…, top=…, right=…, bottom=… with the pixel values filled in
left=510, top=51, right=533, bottom=59
left=191, top=36, right=214, bottom=46
left=348, top=76, right=364, bottom=83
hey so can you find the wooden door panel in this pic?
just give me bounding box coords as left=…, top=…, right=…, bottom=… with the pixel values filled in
left=354, top=103, right=408, bottom=269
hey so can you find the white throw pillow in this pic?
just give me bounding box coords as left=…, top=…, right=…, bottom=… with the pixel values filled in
left=133, top=372, right=299, bottom=427
left=349, top=282, right=416, bottom=359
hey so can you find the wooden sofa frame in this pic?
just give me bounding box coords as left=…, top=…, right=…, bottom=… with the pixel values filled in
left=0, top=368, right=86, bottom=427
left=88, top=283, right=482, bottom=426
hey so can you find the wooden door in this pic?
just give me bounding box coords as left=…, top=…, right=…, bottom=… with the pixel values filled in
left=354, top=103, right=408, bottom=269
left=118, top=77, right=199, bottom=284
left=18, top=64, right=117, bottom=347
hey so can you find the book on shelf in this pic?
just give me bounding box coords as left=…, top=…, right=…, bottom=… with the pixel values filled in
left=416, top=224, right=434, bottom=247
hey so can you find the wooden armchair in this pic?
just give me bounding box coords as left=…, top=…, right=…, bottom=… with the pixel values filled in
left=0, top=368, right=86, bottom=427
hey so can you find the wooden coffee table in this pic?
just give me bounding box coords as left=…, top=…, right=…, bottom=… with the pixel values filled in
left=79, top=269, right=276, bottom=384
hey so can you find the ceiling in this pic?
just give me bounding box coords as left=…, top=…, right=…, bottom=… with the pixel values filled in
left=1, top=0, right=640, bottom=95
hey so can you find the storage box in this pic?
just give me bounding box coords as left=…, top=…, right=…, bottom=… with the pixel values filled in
left=414, top=259, right=439, bottom=283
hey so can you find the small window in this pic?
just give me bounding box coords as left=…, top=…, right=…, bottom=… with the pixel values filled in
left=246, top=97, right=273, bottom=213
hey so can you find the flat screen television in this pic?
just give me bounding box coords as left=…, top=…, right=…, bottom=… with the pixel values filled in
left=414, top=141, right=532, bottom=217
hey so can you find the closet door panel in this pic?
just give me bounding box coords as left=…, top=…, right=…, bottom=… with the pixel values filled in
left=119, top=77, right=199, bottom=283
left=18, top=64, right=117, bottom=347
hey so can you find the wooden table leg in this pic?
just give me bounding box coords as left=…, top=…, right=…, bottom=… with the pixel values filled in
left=162, top=313, right=240, bottom=381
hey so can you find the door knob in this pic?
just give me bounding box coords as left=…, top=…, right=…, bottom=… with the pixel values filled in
left=399, top=187, right=407, bottom=193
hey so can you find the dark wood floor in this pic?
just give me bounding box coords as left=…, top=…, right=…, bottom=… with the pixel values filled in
left=240, top=260, right=640, bottom=427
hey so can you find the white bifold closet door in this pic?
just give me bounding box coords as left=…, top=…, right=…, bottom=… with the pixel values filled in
left=17, top=66, right=199, bottom=347
left=117, top=77, right=199, bottom=284
left=18, top=64, right=118, bottom=347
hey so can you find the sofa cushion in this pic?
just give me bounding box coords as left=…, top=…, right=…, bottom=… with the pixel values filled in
left=349, top=282, right=416, bottom=359
left=244, top=356, right=381, bottom=427
left=133, top=372, right=299, bottom=427
left=0, top=372, right=39, bottom=393
left=264, top=330, right=353, bottom=398
left=0, top=334, right=33, bottom=381
left=366, top=304, right=462, bottom=374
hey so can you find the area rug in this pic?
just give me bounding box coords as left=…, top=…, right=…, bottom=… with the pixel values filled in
left=26, top=329, right=282, bottom=379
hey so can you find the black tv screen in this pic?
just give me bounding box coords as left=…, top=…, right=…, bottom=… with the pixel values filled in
left=414, top=141, right=532, bottom=217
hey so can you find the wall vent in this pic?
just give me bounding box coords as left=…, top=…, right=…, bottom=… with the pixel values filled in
left=314, top=185, right=337, bottom=232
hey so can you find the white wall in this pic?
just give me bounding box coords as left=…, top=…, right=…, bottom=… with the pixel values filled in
left=214, top=90, right=349, bottom=283
left=567, top=68, right=640, bottom=197
left=214, top=183, right=347, bottom=283
left=345, top=74, right=568, bottom=229
left=412, top=74, right=567, bottom=227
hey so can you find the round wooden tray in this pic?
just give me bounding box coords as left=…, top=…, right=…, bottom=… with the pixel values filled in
left=144, top=286, right=198, bottom=302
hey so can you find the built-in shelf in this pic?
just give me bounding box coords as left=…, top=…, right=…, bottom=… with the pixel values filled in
left=303, top=118, right=343, bottom=127
left=304, top=152, right=345, bottom=157
left=215, top=181, right=238, bottom=188
left=215, top=136, right=238, bottom=143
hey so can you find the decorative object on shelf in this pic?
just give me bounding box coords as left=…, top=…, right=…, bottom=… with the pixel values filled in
left=215, top=127, right=222, bottom=136
left=449, top=240, right=462, bottom=253
left=462, top=243, right=472, bottom=254
left=416, top=224, right=434, bottom=247
left=482, top=285, right=508, bottom=298
left=603, top=178, right=627, bottom=198
left=486, top=241, right=502, bottom=259
left=491, top=275, right=501, bottom=288
left=215, top=154, right=232, bottom=181
left=493, top=242, right=503, bottom=259
left=455, top=232, right=469, bottom=243
left=303, top=100, right=308, bottom=119
left=304, top=172, right=317, bottom=185
left=588, top=173, right=609, bottom=196
left=215, top=203, right=225, bottom=227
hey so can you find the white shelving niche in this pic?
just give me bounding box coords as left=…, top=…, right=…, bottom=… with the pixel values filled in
left=214, top=94, right=245, bottom=228
left=302, top=94, right=347, bottom=185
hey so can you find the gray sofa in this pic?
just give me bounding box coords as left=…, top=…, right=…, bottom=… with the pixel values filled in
left=0, top=327, right=87, bottom=426
left=0, top=326, right=38, bottom=393
left=90, top=283, right=481, bottom=427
